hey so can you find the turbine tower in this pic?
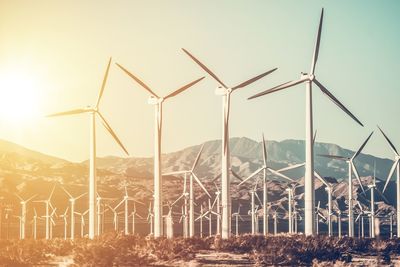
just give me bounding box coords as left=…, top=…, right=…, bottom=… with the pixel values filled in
left=116, top=62, right=204, bottom=238
left=163, top=144, right=210, bottom=237
left=318, top=132, right=373, bottom=237
left=48, top=58, right=129, bottom=239
left=248, top=9, right=363, bottom=235
left=182, top=48, right=277, bottom=238
left=378, top=126, right=400, bottom=237
left=15, top=193, right=36, bottom=239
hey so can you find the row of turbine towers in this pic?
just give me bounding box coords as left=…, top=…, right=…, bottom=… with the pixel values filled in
left=45, top=7, right=400, bottom=240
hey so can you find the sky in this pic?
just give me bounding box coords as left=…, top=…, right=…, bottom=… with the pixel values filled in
left=0, top=0, right=399, bottom=163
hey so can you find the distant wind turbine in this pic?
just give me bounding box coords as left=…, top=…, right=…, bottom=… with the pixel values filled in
left=318, top=132, right=373, bottom=237
left=33, top=185, right=56, bottom=239
left=61, top=187, right=86, bottom=240
left=15, top=193, right=36, bottom=239
left=378, top=126, right=400, bottom=237
left=248, top=8, right=364, bottom=235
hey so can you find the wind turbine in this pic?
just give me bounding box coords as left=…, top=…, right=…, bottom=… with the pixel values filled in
left=75, top=210, right=89, bottom=238
left=211, top=182, right=222, bottom=235
left=61, top=187, right=86, bottom=240
left=272, top=209, right=279, bottom=235
left=48, top=58, right=129, bottom=239
left=318, top=131, right=373, bottom=237
left=182, top=49, right=277, bottom=239
left=15, top=193, right=36, bottom=239
left=356, top=202, right=367, bottom=238
left=48, top=207, right=57, bottom=239
left=378, top=126, right=400, bottom=237
left=315, top=201, right=327, bottom=235
left=314, top=171, right=333, bottom=236
left=195, top=204, right=205, bottom=238
left=163, top=144, right=211, bottom=237
left=179, top=205, right=188, bottom=237
left=60, top=207, right=69, bottom=240
left=116, top=62, right=204, bottom=238
left=164, top=202, right=174, bottom=239
left=239, top=134, right=296, bottom=235
left=129, top=203, right=143, bottom=235
left=248, top=9, right=364, bottom=235
left=31, top=208, right=42, bottom=239
left=231, top=204, right=243, bottom=236
left=33, top=185, right=56, bottom=239
left=115, top=185, right=143, bottom=235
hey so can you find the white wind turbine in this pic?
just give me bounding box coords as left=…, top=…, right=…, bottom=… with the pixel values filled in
left=211, top=182, right=222, bottom=235
left=48, top=58, right=129, bottom=239
left=163, top=144, right=211, bottom=237
left=314, top=171, right=333, bottom=236
left=164, top=203, right=175, bottom=239
left=179, top=205, right=188, bottom=237
left=248, top=9, right=364, bottom=235
left=15, top=193, right=36, bottom=239
left=378, top=126, right=400, bottom=237
left=182, top=49, right=277, bottom=239
left=115, top=185, right=143, bottom=235
left=33, top=185, right=56, bottom=240
left=129, top=203, right=143, bottom=235
left=60, top=207, right=69, bottom=240
left=286, top=187, right=294, bottom=234
left=355, top=201, right=367, bottom=238
left=48, top=207, right=57, bottom=239
left=61, top=187, right=86, bottom=240
left=96, top=191, right=116, bottom=235
left=75, top=210, right=89, bottom=238
left=248, top=180, right=263, bottom=235
left=232, top=204, right=244, bottom=237
left=315, top=201, right=327, bottom=235
left=272, top=209, right=279, bottom=235
left=116, top=62, right=204, bottom=238
left=31, top=208, right=42, bottom=239
left=318, top=131, right=373, bottom=237
left=195, top=204, right=205, bottom=238
left=239, top=134, right=296, bottom=235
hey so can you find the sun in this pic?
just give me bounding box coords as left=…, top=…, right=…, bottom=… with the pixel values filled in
left=0, top=70, right=41, bottom=124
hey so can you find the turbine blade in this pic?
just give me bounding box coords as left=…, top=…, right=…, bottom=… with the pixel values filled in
left=248, top=78, right=307, bottom=100
left=191, top=144, right=204, bottom=171
left=277, top=163, right=305, bottom=173
left=231, top=68, right=277, bottom=90
left=14, top=193, right=23, bottom=201
left=26, top=194, right=37, bottom=203
left=211, top=173, right=222, bottom=183
left=314, top=171, right=330, bottom=188
left=313, top=130, right=317, bottom=145
left=318, top=154, right=349, bottom=161
left=48, top=185, right=56, bottom=201
left=191, top=172, right=211, bottom=198
left=164, top=77, right=205, bottom=100
left=97, top=112, right=129, bottom=155
left=181, top=48, right=228, bottom=88
left=376, top=188, right=389, bottom=203
left=172, top=194, right=184, bottom=206
left=238, top=167, right=264, bottom=186
left=352, top=131, right=374, bottom=160
left=115, top=63, right=159, bottom=98
left=115, top=199, right=124, bottom=210
left=310, top=8, right=324, bottom=75
left=96, top=57, right=112, bottom=108
left=377, top=125, right=399, bottom=156
left=262, top=133, right=267, bottom=166
left=47, top=108, right=88, bottom=117
left=268, top=167, right=295, bottom=182
left=76, top=192, right=87, bottom=200
left=351, top=163, right=365, bottom=193
left=255, top=192, right=263, bottom=207
left=230, top=169, right=243, bottom=182
left=313, top=79, right=363, bottom=127
left=383, top=159, right=398, bottom=193
left=61, top=187, right=73, bottom=199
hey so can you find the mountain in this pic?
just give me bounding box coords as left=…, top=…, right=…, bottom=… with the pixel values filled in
left=0, top=137, right=396, bottom=237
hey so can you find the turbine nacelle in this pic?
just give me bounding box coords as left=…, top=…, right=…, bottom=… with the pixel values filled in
left=147, top=96, right=163, bottom=105
left=214, top=86, right=231, bottom=95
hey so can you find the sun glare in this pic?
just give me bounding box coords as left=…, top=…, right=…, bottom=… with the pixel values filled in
left=0, top=70, right=41, bottom=124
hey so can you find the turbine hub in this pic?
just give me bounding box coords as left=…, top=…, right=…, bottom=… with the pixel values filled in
left=215, top=86, right=228, bottom=95
left=309, top=74, right=315, bottom=81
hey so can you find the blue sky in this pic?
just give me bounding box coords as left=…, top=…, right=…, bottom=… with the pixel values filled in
left=0, top=1, right=399, bottom=162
